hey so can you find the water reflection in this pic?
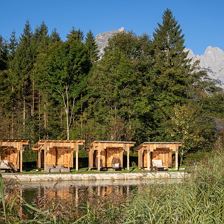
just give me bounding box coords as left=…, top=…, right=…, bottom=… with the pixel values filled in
left=22, top=182, right=134, bottom=208
left=5, top=179, right=182, bottom=221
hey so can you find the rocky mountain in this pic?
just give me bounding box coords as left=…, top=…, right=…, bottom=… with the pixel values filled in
left=95, top=27, right=125, bottom=58
left=188, top=47, right=224, bottom=85
left=95, top=29, right=224, bottom=85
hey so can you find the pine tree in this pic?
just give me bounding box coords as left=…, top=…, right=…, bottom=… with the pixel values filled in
left=0, top=36, right=8, bottom=70
left=8, top=31, right=17, bottom=60
left=0, top=36, right=10, bottom=137
left=33, top=22, right=49, bottom=49
left=2, top=33, right=19, bottom=138
left=85, top=31, right=99, bottom=63
left=66, top=28, right=83, bottom=44
left=49, top=29, right=61, bottom=43
left=31, top=22, right=50, bottom=140
left=9, top=21, right=35, bottom=137
left=151, top=9, right=195, bottom=140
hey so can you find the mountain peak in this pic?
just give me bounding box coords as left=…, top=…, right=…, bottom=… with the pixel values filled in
left=95, top=27, right=125, bottom=58
left=204, top=46, right=224, bottom=55
left=190, top=46, right=224, bottom=85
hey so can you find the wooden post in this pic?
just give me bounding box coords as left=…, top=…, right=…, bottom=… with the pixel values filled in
left=88, top=150, right=93, bottom=169
left=75, top=145, right=79, bottom=171
left=70, top=150, right=74, bottom=169
left=127, top=148, right=129, bottom=170
left=44, top=148, right=47, bottom=172
left=147, top=150, right=151, bottom=171
left=97, top=149, right=101, bottom=171
left=175, top=150, right=178, bottom=170
left=38, top=150, right=41, bottom=169
left=20, top=147, right=23, bottom=172
left=17, top=150, right=20, bottom=171
left=120, top=151, right=124, bottom=168
left=138, top=150, right=142, bottom=169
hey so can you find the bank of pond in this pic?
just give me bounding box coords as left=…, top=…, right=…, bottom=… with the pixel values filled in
left=0, top=139, right=182, bottom=173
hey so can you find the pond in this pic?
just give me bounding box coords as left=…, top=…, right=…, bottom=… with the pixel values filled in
left=5, top=178, right=182, bottom=221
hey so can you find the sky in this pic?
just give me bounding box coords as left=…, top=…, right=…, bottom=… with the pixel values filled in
left=1, top=0, right=224, bottom=55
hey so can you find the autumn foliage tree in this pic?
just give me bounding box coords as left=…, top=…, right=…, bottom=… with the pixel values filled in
left=168, top=103, right=215, bottom=164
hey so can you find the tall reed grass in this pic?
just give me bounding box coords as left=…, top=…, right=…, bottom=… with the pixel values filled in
left=0, top=174, right=6, bottom=222
left=80, top=148, right=224, bottom=224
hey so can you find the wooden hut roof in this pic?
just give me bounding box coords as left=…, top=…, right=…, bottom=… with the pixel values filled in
left=37, top=140, right=84, bottom=143
left=88, top=140, right=135, bottom=151
left=136, top=142, right=182, bottom=151
left=32, top=139, right=85, bottom=151
left=0, top=139, right=29, bottom=150
left=92, top=140, right=135, bottom=144
left=0, top=139, right=29, bottom=142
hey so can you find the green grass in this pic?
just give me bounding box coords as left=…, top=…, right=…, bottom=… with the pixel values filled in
left=16, top=166, right=142, bottom=174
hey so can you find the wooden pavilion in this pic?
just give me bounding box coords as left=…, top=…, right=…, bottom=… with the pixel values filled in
left=0, top=140, right=29, bottom=172
left=136, top=142, right=182, bottom=170
left=88, top=141, right=135, bottom=171
left=32, top=140, right=84, bottom=172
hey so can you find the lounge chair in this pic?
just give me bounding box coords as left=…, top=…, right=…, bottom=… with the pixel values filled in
left=112, top=163, right=122, bottom=171
left=112, top=157, right=122, bottom=171
left=48, top=165, right=70, bottom=173
left=0, top=160, right=16, bottom=172
left=152, top=159, right=167, bottom=171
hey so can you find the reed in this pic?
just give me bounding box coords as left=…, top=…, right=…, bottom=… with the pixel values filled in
left=0, top=174, right=6, bottom=222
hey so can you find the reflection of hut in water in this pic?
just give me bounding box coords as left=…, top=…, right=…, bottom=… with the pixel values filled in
left=18, top=183, right=132, bottom=219
left=5, top=182, right=134, bottom=223
left=136, top=142, right=182, bottom=170
left=97, top=185, right=126, bottom=197
left=44, top=187, right=73, bottom=201
left=88, top=141, right=135, bottom=170
left=32, top=140, right=84, bottom=172
left=0, top=140, right=29, bottom=172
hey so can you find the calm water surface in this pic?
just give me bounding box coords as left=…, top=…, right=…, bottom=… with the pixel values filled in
left=21, top=178, right=181, bottom=203
left=6, top=179, right=182, bottom=220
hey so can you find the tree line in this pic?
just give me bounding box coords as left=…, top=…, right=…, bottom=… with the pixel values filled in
left=0, top=9, right=224, bottom=161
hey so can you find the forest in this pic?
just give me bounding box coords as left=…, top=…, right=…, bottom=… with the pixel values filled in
left=0, top=9, right=224, bottom=162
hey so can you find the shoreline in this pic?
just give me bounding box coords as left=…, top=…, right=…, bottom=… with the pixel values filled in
left=2, top=171, right=189, bottom=183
